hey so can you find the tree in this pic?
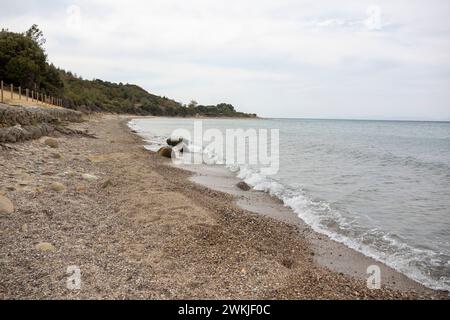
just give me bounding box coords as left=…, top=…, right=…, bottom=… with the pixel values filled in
left=25, top=24, right=46, bottom=47
left=188, top=100, right=198, bottom=108
left=0, top=29, right=47, bottom=88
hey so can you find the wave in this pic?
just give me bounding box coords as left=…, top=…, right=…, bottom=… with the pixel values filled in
left=235, top=166, right=450, bottom=292
left=127, top=120, right=449, bottom=292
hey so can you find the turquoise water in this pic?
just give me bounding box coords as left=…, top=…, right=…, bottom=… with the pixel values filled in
left=129, top=117, right=450, bottom=291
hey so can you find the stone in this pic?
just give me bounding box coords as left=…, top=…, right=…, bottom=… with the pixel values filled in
left=82, top=173, right=99, bottom=181
left=157, top=147, right=173, bottom=158
left=44, top=138, right=58, bottom=148
left=35, top=242, right=55, bottom=252
left=237, top=181, right=251, bottom=191
left=51, top=153, right=62, bottom=159
left=75, top=185, right=86, bottom=193
left=21, top=224, right=28, bottom=232
left=0, top=195, right=14, bottom=214
left=50, top=182, right=66, bottom=192
left=101, top=179, right=113, bottom=189
left=166, top=137, right=184, bottom=147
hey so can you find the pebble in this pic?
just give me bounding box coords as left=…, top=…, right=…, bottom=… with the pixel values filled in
left=50, top=182, right=66, bottom=192
left=35, top=242, right=55, bottom=252
left=237, top=181, right=251, bottom=191
left=82, top=173, right=99, bottom=181
left=44, top=138, right=59, bottom=149
left=0, top=195, right=14, bottom=214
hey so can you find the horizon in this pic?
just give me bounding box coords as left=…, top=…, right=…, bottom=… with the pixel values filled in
left=1, top=0, right=450, bottom=121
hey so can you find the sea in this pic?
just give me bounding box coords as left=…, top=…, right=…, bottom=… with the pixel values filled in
left=128, top=117, right=450, bottom=291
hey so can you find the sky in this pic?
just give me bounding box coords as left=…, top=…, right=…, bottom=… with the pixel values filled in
left=1, top=0, right=450, bottom=120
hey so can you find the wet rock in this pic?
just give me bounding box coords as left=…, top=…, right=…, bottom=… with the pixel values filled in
left=44, top=138, right=58, bottom=148
left=35, top=242, right=55, bottom=252
left=50, top=182, right=66, bottom=192
left=166, top=137, right=184, bottom=147
left=0, top=195, right=14, bottom=214
left=157, top=147, right=173, bottom=158
left=237, top=181, right=251, bottom=191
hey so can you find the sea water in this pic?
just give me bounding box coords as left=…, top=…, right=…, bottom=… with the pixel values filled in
left=128, top=117, right=450, bottom=291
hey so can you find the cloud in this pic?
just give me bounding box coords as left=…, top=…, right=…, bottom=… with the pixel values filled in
left=1, top=0, right=450, bottom=120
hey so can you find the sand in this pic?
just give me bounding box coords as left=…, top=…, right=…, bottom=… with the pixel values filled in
left=0, top=114, right=446, bottom=299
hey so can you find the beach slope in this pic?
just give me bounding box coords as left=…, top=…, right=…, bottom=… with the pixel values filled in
left=0, top=114, right=441, bottom=299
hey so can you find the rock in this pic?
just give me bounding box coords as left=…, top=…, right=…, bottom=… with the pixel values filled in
left=75, top=185, right=86, bottom=193
left=237, top=181, right=251, bottom=191
left=21, top=224, right=28, bottom=232
left=44, top=138, right=58, bottom=148
left=157, top=147, right=173, bottom=158
left=82, top=173, right=99, bottom=181
left=50, top=153, right=62, bottom=159
left=35, top=242, right=55, bottom=252
left=0, top=195, right=14, bottom=214
left=166, top=137, right=184, bottom=147
left=101, top=179, right=113, bottom=189
left=50, top=182, right=66, bottom=192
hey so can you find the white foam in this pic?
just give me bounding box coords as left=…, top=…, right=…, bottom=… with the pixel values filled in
left=235, top=165, right=450, bottom=292
left=127, top=119, right=449, bottom=292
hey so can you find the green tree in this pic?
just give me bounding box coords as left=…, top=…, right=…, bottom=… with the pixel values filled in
left=25, top=24, right=46, bottom=48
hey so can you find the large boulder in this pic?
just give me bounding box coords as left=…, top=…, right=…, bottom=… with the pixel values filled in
left=166, top=137, right=184, bottom=147
left=0, top=195, right=14, bottom=214
left=157, top=147, right=173, bottom=158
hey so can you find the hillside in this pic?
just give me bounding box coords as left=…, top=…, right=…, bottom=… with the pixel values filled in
left=0, top=26, right=256, bottom=118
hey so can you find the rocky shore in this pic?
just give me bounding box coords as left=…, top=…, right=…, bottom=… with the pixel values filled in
left=0, top=113, right=445, bottom=299
left=0, top=103, right=83, bottom=144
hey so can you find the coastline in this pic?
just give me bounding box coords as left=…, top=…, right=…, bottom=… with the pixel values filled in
left=181, top=164, right=438, bottom=294
left=0, top=114, right=445, bottom=299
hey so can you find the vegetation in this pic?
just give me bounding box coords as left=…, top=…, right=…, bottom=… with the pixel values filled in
left=0, top=26, right=256, bottom=118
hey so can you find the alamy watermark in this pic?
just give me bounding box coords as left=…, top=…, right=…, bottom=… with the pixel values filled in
left=169, top=121, right=280, bottom=175
left=367, top=265, right=381, bottom=289
left=66, top=265, right=81, bottom=290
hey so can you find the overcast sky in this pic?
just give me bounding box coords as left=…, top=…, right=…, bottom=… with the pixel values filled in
left=1, top=0, right=450, bottom=120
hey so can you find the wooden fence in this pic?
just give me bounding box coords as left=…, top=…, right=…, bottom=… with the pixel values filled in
left=0, top=80, right=63, bottom=108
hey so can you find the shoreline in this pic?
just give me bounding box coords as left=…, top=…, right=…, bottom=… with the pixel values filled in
left=0, top=114, right=445, bottom=299
left=178, top=163, right=436, bottom=294
left=127, top=116, right=446, bottom=296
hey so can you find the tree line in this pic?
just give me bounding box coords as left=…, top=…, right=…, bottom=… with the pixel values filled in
left=0, top=25, right=256, bottom=118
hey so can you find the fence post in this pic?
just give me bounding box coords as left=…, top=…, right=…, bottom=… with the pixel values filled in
left=1, top=81, right=3, bottom=103
left=26, top=89, right=29, bottom=101
left=10, top=84, right=13, bottom=99
left=19, top=86, right=22, bottom=100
